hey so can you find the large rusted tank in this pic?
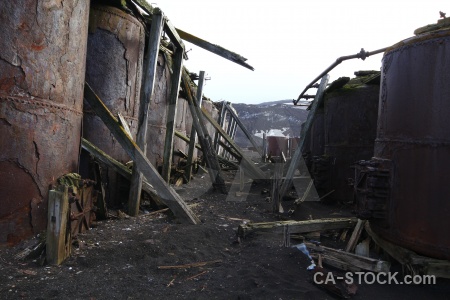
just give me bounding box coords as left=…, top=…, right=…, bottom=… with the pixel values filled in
left=83, top=5, right=145, bottom=207
left=0, top=0, right=90, bottom=245
left=354, top=29, right=450, bottom=259
left=311, top=73, right=380, bottom=202
left=146, top=53, right=171, bottom=170
left=267, top=136, right=288, bottom=157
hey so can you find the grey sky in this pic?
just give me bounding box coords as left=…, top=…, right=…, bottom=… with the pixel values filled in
left=150, top=0, right=447, bottom=104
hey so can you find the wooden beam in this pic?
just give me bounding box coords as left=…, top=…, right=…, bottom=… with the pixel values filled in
left=280, top=75, right=329, bottom=199
left=83, top=82, right=199, bottom=224
left=164, top=17, right=184, bottom=50
left=214, top=101, right=228, bottom=154
left=81, top=138, right=163, bottom=206
left=185, top=71, right=205, bottom=182
left=238, top=217, right=357, bottom=238
left=46, top=185, right=71, bottom=265
left=201, top=106, right=267, bottom=180
left=181, top=70, right=227, bottom=193
left=175, top=130, right=201, bottom=150
left=306, top=242, right=390, bottom=273
left=224, top=102, right=262, bottom=156
left=176, top=28, right=254, bottom=71
left=162, top=46, right=184, bottom=182
left=345, top=219, right=367, bottom=252
left=129, top=9, right=164, bottom=216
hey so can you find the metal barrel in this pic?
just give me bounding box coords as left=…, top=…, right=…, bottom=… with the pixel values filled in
left=83, top=5, right=145, bottom=207
left=322, top=74, right=380, bottom=202
left=355, top=30, right=450, bottom=259
left=267, top=136, right=288, bottom=157
left=0, top=0, right=90, bottom=245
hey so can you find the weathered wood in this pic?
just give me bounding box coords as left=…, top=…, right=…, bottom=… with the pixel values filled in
left=201, top=106, right=267, bottom=180
left=345, top=219, right=367, bottom=252
left=262, top=132, right=267, bottom=162
left=175, top=130, right=202, bottom=150
left=117, top=113, right=133, bottom=139
left=224, top=102, right=262, bottom=156
left=46, top=185, right=71, bottom=265
left=163, top=17, right=184, bottom=50
left=181, top=70, right=227, bottom=193
left=280, top=75, right=329, bottom=199
left=294, top=179, right=314, bottom=204
left=185, top=71, right=205, bottom=182
left=310, top=253, right=362, bottom=272
left=81, top=138, right=164, bottom=207
left=365, top=222, right=450, bottom=278
left=162, top=46, right=184, bottom=182
left=84, top=83, right=199, bottom=224
left=306, top=242, right=390, bottom=273
left=176, top=28, right=254, bottom=71
left=129, top=10, right=164, bottom=216
left=218, top=140, right=241, bottom=160
left=238, top=217, right=357, bottom=238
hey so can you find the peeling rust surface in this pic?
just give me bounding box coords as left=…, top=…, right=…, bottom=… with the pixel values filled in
left=0, top=0, right=89, bottom=245
left=83, top=5, right=145, bottom=207
left=360, top=31, right=450, bottom=260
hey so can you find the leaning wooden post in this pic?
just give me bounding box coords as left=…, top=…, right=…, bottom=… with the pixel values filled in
left=224, top=102, right=263, bottom=156
left=162, top=45, right=184, bottom=182
left=128, top=10, right=164, bottom=216
left=185, top=71, right=205, bottom=182
left=214, top=100, right=227, bottom=154
left=262, top=132, right=267, bottom=162
left=181, top=70, right=227, bottom=193
left=279, top=75, right=329, bottom=199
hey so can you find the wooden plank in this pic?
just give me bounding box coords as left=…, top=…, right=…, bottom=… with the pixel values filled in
left=84, top=83, right=199, bottom=224
left=310, top=253, right=361, bottom=272
left=157, top=259, right=222, bottom=270
left=117, top=113, right=133, bottom=139
left=345, top=219, right=367, bottom=252
left=280, top=75, right=329, bottom=199
left=81, top=138, right=164, bottom=207
left=201, top=106, right=267, bottom=180
left=224, top=102, right=263, bottom=156
left=181, top=70, right=227, bottom=193
left=185, top=71, right=205, bottom=182
left=305, top=242, right=390, bottom=273
left=238, top=217, right=357, bottom=238
left=163, top=17, right=184, bottom=50
left=176, top=28, right=254, bottom=71
left=175, top=130, right=201, bottom=150
left=46, top=185, right=71, bottom=265
left=129, top=10, right=164, bottom=216
left=162, top=46, right=184, bottom=182
left=214, top=100, right=228, bottom=154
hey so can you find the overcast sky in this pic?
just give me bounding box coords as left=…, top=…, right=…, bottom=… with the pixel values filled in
left=149, top=0, right=447, bottom=104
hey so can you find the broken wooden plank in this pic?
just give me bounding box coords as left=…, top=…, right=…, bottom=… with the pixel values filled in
left=162, top=45, right=184, bottom=182
left=306, top=242, right=390, bottom=273
left=84, top=83, right=199, bottom=224
left=238, top=217, right=357, bottom=238
left=157, top=259, right=222, bottom=270
left=280, top=75, right=329, bottom=199
left=345, top=219, right=367, bottom=253
left=224, top=102, right=262, bottom=156
left=46, top=185, right=71, bottom=265
left=129, top=10, right=164, bottom=216
left=176, top=28, right=254, bottom=71
left=201, top=106, right=267, bottom=180
left=310, top=253, right=362, bottom=272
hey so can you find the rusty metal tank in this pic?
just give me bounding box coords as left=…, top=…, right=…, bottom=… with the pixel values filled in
left=83, top=5, right=145, bottom=207
left=267, top=136, right=288, bottom=157
left=318, top=72, right=380, bottom=203
left=146, top=52, right=171, bottom=170
left=354, top=29, right=450, bottom=260
left=0, top=0, right=90, bottom=245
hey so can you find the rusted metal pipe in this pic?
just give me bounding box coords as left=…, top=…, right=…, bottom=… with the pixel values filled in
left=294, top=47, right=388, bottom=105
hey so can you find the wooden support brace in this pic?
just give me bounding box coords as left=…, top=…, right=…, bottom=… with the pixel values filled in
left=84, top=82, right=199, bottom=224
left=345, top=219, right=367, bottom=253
left=129, top=10, right=164, bottom=216
left=224, top=102, right=263, bottom=156
left=280, top=75, right=329, bottom=200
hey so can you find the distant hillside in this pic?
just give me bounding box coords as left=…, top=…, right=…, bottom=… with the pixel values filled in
left=230, top=100, right=309, bottom=148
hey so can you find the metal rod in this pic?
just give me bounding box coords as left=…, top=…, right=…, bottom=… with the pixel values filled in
left=294, top=47, right=388, bottom=105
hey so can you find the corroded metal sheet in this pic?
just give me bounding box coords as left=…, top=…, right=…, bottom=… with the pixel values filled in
left=357, top=30, right=450, bottom=259
left=267, top=136, right=288, bottom=157
left=83, top=5, right=145, bottom=207
left=0, top=0, right=89, bottom=245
